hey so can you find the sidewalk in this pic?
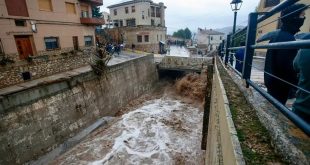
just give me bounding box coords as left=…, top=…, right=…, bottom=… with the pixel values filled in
left=0, top=52, right=143, bottom=96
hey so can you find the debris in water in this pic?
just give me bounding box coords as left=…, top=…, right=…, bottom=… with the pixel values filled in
left=175, top=72, right=207, bottom=102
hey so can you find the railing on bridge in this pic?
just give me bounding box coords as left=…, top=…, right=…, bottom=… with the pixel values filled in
left=218, top=0, right=310, bottom=136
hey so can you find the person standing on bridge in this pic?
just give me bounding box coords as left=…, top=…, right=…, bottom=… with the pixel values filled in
left=293, top=33, right=310, bottom=123
left=264, top=3, right=306, bottom=105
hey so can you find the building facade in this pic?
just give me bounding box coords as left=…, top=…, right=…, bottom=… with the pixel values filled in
left=196, top=28, right=225, bottom=53
left=107, top=0, right=166, bottom=53
left=256, top=0, right=310, bottom=56
left=0, top=0, right=104, bottom=88
left=0, top=0, right=104, bottom=61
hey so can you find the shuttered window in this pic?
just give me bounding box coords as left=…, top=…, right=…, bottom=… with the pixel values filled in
left=66, top=2, right=76, bottom=14
left=38, top=0, right=53, bottom=11
left=5, top=0, right=29, bottom=17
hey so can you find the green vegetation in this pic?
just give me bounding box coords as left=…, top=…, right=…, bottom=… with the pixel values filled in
left=172, top=27, right=192, bottom=40
left=92, top=6, right=102, bottom=18
left=217, top=58, right=287, bottom=164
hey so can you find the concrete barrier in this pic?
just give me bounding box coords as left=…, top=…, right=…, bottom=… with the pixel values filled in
left=205, top=59, right=245, bottom=165
left=158, top=56, right=213, bottom=72
left=0, top=55, right=158, bottom=164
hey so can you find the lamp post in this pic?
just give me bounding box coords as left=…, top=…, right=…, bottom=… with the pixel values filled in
left=230, top=0, right=243, bottom=34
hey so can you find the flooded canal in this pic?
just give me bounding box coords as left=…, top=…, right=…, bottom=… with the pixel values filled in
left=49, top=74, right=206, bottom=165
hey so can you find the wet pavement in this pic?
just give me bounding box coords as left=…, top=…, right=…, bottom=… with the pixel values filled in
left=51, top=97, right=205, bottom=165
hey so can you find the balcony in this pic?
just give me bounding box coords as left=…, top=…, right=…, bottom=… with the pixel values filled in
left=80, top=17, right=105, bottom=25
left=79, top=0, right=103, bottom=6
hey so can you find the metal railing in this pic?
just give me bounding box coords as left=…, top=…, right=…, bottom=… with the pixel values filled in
left=218, top=0, right=310, bottom=136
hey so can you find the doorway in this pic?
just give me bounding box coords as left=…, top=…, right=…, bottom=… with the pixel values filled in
left=73, top=36, right=79, bottom=50
left=15, top=36, right=33, bottom=60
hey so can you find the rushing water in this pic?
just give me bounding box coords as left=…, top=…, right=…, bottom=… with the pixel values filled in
left=51, top=96, right=205, bottom=165
left=167, top=46, right=191, bottom=57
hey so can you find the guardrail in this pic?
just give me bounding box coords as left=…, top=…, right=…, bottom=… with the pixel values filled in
left=218, top=0, right=310, bottom=136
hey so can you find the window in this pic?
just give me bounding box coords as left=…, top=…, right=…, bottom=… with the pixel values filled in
left=126, top=19, right=136, bottom=27
left=157, top=34, right=158, bottom=41
left=151, top=19, right=155, bottom=26
left=125, top=7, right=129, bottom=14
left=131, top=6, right=135, bottom=13
left=38, top=0, right=53, bottom=11
left=137, top=35, right=142, bottom=43
left=113, top=20, right=119, bottom=27
left=220, top=36, right=222, bottom=40
left=114, top=9, right=117, bottom=15
left=65, top=2, right=76, bottom=14
left=81, top=5, right=89, bottom=18
left=156, top=7, right=160, bottom=17
left=44, top=37, right=59, bottom=50
left=5, top=0, right=29, bottom=17
left=142, top=11, right=145, bottom=19
left=15, top=20, right=26, bottom=26
left=120, top=20, right=123, bottom=27
left=211, top=36, right=213, bottom=40
left=84, top=36, right=93, bottom=46
left=264, top=0, right=280, bottom=8
left=160, top=35, right=162, bottom=41
left=151, top=6, right=155, bottom=17
left=144, top=35, right=149, bottom=42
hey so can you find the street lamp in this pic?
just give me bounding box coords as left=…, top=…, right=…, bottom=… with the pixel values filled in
left=230, top=0, right=243, bottom=34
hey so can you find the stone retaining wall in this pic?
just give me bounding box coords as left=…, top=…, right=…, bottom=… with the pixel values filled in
left=0, top=47, right=95, bottom=88
left=0, top=55, right=158, bottom=164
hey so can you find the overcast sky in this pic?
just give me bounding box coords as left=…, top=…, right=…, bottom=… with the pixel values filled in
left=100, top=0, right=260, bottom=34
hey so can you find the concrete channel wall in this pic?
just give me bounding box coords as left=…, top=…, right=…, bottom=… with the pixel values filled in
left=205, top=61, right=245, bottom=165
left=0, top=55, right=158, bottom=164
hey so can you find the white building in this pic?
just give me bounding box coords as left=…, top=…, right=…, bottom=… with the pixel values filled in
left=107, top=0, right=167, bottom=53
left=101, top=12, right=113, bottom=28
left=196, top=28, right=225, bottom=51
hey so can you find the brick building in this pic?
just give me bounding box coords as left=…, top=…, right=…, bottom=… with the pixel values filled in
left=0, top=0, right=104, bottom=88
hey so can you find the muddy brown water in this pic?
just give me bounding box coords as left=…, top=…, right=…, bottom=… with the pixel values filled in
left=31, top=74, right=207, bottom=165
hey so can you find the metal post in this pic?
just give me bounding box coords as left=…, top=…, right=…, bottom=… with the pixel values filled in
left=225, top=34, right=231, bottom=65
left=229, top=52, right=234, bottom=66
left=233, top=11, right=237, bottom=34
left=221, top=40, right=225, bottom=60
left=242, top=12, right=258, bottom=87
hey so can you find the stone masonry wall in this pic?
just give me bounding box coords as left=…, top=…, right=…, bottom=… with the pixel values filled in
left=0, top=55, right=158, bottom=164
left=0, top=47, right=95, bottom=88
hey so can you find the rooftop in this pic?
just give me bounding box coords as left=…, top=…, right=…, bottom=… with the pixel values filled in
left=107, top=0, right=166, bottom=9
left=198, top=28, right=225, bottom=35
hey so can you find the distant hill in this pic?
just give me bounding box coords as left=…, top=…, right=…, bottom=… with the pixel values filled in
left=214, top=26, right=245, bottom=36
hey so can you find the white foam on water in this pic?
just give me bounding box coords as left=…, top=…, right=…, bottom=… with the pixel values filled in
left=53, top=97, right=204, bottom=164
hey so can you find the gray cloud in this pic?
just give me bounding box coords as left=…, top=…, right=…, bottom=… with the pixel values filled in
left=100, top=0, right=260, bottom=34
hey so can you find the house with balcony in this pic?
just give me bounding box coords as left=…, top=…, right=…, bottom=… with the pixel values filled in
left=255, top=0, right=309, bottom=56
left=0, top=0, right=104, bottom=87
left=107, top=0, right=167, bottom=53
